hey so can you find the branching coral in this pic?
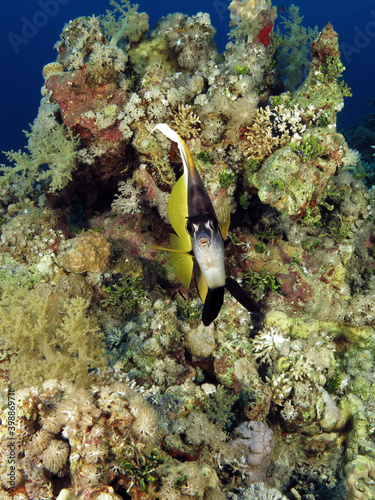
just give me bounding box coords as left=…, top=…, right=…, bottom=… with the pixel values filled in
left=100, top=0, right=149, bottom=46
left=0, top=284, right=106, bottom=388
left=252, top=326, right=288, bottom=364
left=244, top=103, right=324, bottom=160
left=0, top=96, right=79, bottom=195
left=170, top=104, right=202, bottom=139
left=276, top=4, right=319, bottom=91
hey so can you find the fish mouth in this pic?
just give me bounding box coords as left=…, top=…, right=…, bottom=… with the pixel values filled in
left=198, top=238, right=210, bottom=247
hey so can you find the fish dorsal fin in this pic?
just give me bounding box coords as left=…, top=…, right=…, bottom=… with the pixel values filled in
left=168, top=174, right=190, bottom=249
left=216, top=198, right=231, bottom=240
left=150, top=123, right=190, bottom=183
left=151, top=123, right=192, bottom=248
left=169, top=233, right=194, bottom=290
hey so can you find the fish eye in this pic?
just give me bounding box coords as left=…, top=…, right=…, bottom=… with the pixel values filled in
left=209, top=217, right=219, bottom=232
left=186, top=221, right=195, bottom=235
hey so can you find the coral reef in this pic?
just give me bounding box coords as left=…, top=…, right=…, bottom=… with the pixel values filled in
left=0, top=0, right=374, bottom=498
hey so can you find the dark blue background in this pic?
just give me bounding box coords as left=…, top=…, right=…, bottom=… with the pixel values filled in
left=1, top=0, right=374, bottom=158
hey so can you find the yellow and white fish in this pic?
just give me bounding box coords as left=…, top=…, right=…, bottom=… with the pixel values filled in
left=151, top=123, right=260, bottom=326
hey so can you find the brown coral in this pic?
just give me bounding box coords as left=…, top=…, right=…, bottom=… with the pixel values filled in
left=42, top=440, right=70, bottom=474
left=244, top=104, right=323, bottom=160
left=170, top=103, right=202, bottom=139
left=42, top=62, right=64, bottom=80
left=57, top=230, right=111, bottom=274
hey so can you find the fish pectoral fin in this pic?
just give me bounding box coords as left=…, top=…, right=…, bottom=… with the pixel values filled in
left=169, top=233, right=194, bottom=290
left=151, top=244, right=190, bottom=254
left=216, top=198, right=231, bottom=240
left=202, top=287, right=224, bottom=326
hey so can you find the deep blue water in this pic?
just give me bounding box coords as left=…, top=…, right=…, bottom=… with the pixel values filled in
left=1, top=0, right=374, bottom=158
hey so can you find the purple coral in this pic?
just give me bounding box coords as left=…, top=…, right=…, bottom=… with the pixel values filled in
left=230, top=421, right=275, bottom=482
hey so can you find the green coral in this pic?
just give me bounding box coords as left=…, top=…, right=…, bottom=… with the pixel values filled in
left=254, top=243, right=267, bottom=254
left=244, top=268, right=282, bottom=302
left=219, top=167, right=235, bottom=187
left=0, top=265, right=42, bottom=290
left=325, top=371, right=343, bottom=394
left=328, top=217, right=351, bottom=243
left=177, top=297, right=201, bottom=322
left=0, top=111, right=79, bottom=196
left=235, top=65, right=248, bottom=76
left=290, top=135, right=324, bottom=161
left=120, top=448, right=163, bottom=492
left=196, top=151, right=213, bottom=164
left=102, top=275, right=145, bottom=318
left=276, top=4, right=319, bottom=91
left=315, top=56, right=352, bottom=97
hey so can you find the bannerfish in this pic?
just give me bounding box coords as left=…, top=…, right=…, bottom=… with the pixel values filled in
left=151, top=123, right=261, bottom=327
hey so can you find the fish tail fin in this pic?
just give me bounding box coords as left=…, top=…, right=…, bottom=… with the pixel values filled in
left=202, top=286, right=224, bottom=326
